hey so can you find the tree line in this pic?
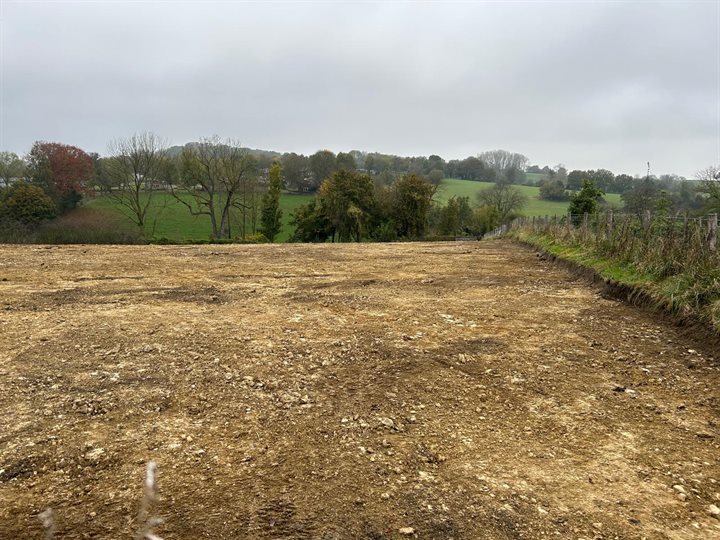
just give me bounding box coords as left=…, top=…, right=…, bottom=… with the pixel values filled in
left=1, top=136, right=718, bottom=243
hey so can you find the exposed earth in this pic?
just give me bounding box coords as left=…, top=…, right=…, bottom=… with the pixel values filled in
left=0, top=240, right=718, bottom=539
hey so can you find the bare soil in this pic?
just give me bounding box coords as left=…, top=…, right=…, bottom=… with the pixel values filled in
left=0, top=240, right=718, bottom=539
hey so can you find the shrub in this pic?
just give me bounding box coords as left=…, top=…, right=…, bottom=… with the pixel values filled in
left=0, top=182, right=56, bottom=224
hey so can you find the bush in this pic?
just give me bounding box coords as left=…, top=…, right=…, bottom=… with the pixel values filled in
left=0, top=182, right=56, bottom=224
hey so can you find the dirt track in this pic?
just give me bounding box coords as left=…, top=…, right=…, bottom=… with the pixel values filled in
left=0, top=240, right=718, bottom=539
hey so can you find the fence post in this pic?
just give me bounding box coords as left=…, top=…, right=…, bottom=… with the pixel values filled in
left=644, top=209, right=652, bottom=231
left=607, top=209, right=614, bottom=239
left=709, top=213, right=718, bottom=251
left=583, top=213, right=589, bottom=239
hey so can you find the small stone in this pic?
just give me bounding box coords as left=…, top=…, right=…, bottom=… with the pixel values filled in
left=399, top=527, right=415, bottom=535
left=381, top=492, right=390, bottom=500
left=673, top=484, right=686, bottom=494
left=708, top=504, right=720, bottom=518
left=380, top=417, right=394, bottom=428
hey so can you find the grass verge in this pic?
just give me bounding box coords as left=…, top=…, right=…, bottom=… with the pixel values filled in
left=511, top=230, right=720, bottom=337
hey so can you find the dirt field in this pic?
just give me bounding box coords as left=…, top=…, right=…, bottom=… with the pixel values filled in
left=0, top=240, right=718, bottom=539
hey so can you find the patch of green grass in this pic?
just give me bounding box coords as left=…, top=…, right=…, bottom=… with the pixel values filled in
left=435, top=178, right=623, bottom=217
left=86, top=192, right=314, bottom=243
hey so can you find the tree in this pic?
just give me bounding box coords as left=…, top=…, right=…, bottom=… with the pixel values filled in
left=281, top=153, right=312, bottom=192
left=309, top=150, right=336, bottom=187
left=433, top=196, right=474, bottom=236
left=612, top=173, right=634, bottom=194
left=259, top=162, right=283, bottom=242
left=473, top=205, right=501, bottom=235
left=0, top=152, right=25, bottom=187
left=554, top=164, right=568, bottom=186
left=289, top=200, right=332, bottom=242
left=427, top=169, right=444, bottom=186
left=26, top=142, right=94, bottom=212
left=696, top=165, right=720, bottom=212
left=588, top=169, right=614, bottom=192
left=456, top=156, right=494, bottom=181
left=566, top=170, right=586, bottom=191
left=318, top=169, right=376, bottom=242
left=106, top=132, right=169, bottom=232
left=568, top=180, right=604, bottom=217
left=390, top=174, right=435, bottom=239
left=538, top=178, right=569, bottom=201
left=622, top=176, right=659, bottom=218
left=477, top=183, right=527, bottom=221
left=0, top=182, right=56, bottom=224
left=335, top=152, right=357, bottom=171
left=171, top=137, right=257, bottom=240
left=427, top=155, right=445, bottom=175
left=478, top=150, right=529, bottom=184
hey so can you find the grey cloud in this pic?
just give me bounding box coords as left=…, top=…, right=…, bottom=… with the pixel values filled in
left=1, top=1, right=717, bottom=177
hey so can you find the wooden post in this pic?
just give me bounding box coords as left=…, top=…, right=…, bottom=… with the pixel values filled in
left=607, top=209, right=614, bottom=239
left=583, top=213, right=589, bottom=239
left=709, top=213, right=718, bottom=251
left=644, top=209, right=652, bottom=231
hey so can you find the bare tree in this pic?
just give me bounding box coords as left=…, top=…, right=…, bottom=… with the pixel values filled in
left=171, top=136, right=257, bottom=240
left=696, top=165, right=720, bottom=212
left=106, top=132, right=169, bottom=233
left=477, top=183, right=527, bottom=221
left=478, top=150, right=529, bottom=184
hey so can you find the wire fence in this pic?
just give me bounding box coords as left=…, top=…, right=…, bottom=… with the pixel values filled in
left=487, top=211, right=719, bottom=279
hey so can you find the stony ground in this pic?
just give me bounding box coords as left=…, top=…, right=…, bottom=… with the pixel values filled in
left=0, top=240, right=718, bottom=540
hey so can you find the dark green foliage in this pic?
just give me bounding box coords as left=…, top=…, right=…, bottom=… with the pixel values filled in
left=568, top=180, right=604, bottom=217
left=538, top=179, right=569, bottom=201
left=289, top=200, right=332, bottom=242
left=389, top=174, right=435, bottom=239
left=0, top=182, right=57, bottom=224
left=259, top=162, right=283, bottom=242
left=309, top=150, right=336, bottom=187
left=335, top=152, right=357, bottom=172
left=473, top=205, right=501, bottom=235
left=431, top=196, right=474, bottom=236
left=318, top=169, right=376, bottom=242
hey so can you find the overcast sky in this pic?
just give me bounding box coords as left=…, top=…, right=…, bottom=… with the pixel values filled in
left=1, top=1, right=718, bottom=177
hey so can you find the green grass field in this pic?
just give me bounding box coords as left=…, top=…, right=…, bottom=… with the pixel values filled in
left=435, top=178, right=623, bottom=217
left=86, top=192, right=314, bottom=243
left=86, top=179, right=622, bottom=242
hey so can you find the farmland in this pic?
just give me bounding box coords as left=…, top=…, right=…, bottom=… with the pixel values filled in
left=434, top=179, right=624, bottom=216
left=86, top=193, right=315, bottom=243
left=84, top=180, right=624, bottom=243
left=0, top=241, right=718, bottom=539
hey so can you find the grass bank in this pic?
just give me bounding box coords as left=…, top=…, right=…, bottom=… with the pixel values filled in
left=510, top=226, right=720, bottom=337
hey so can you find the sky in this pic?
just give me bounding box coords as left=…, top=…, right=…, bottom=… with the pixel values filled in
left=1, top=1, right=718, bottom=177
